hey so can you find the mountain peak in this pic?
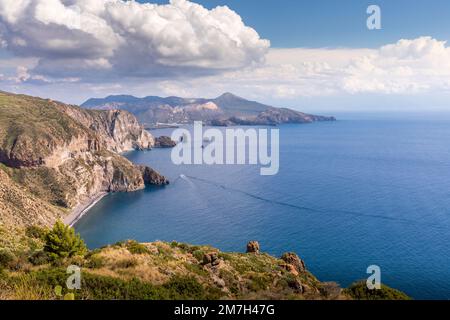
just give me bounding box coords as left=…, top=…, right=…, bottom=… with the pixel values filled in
left=216, top=92, right=241, bottom=100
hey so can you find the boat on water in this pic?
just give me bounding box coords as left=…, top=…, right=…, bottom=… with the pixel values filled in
left=180, top=133, right=189, bottom=143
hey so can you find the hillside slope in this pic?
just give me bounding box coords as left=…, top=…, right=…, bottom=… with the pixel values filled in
left=0, top=237, right=410, bottom=300
left=0, top=91, right=167, bottom=230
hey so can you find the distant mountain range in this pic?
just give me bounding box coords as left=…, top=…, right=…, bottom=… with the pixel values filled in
left=82, top=93, right=335, bottom=127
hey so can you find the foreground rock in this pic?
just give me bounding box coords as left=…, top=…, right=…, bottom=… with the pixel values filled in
left=281, top=252, right=306, bottom=275
left=202, top=252, right=221, bottom=267
left=246, top=241, right=260, bottom=254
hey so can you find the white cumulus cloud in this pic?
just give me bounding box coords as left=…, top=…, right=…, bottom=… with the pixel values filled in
left=341, top=37, right=450, bottom=94
left=203, top=37, right=450, bottom=100
left=0, top=0, right=269, bottom=79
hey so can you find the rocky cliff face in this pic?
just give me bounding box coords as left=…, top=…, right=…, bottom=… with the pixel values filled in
left=0, top=91, right=166, bottom=228
left=56, top=103, right=155, bottom=153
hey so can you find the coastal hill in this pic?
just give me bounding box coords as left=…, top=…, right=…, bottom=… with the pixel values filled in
left=82, top=92, right=336, bottom=126
left=0, top=91, right=407, bottom=300
left=0, top=91, right=167, bottom=231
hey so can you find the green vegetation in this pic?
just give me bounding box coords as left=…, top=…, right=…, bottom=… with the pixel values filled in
left=0, top=223, right=412, bottom=300
left=126, top=240, right=150, bottom=255
left=115, top=257, right=139, bottom=269
left=28, top=250, right=51, bottom=266
left=0, top=249, right=15, bottom=269
left=25, top=226, right=48, bottom=240
left=43, top=221, right=87, bottom=261
left=1, top=268, right=217, bottom=300
left=192, top=249, right=206, bottom=263
left=85, top=254, right=105, bottom=269
left=247, top=273, right=273, bottom=291
left=344, top=281, right=411, bottom=300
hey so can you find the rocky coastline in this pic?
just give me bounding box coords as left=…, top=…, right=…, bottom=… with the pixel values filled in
left=0, top=91, right=169, bottom=229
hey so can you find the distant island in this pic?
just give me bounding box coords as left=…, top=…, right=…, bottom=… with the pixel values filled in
left=82, top=92, right=336, bottom=127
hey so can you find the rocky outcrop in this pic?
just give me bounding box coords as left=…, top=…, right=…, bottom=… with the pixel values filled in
left=280, top=252, right=306, bottom=275
left=246, top=241, right=260, bottom=254
left=55, top=103, right=155, bottom=153
left=138, top=165, right=169, bottom=186
left=154, top=136, right=177, bottom=148
left=202, top=252, right=221, bottom=267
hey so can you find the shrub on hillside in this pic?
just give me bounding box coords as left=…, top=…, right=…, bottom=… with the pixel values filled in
left=0, top=249, right=15, bottom=269
left=344, top=281, right=411, bottom=300
left=86, top=254, right=105, bottom=269
left=43, top=221, right=87, bottom=260
left=126, top=240, right=150, bottom=255
left=25, top=225, right=48, bottom=240
left=28, top=250, right=50, bottom=266
left=115, top=258, right=139, bottom=269
left=32, top=269, right=214, bottom=300
left=192, top=250, right=205, bottom=263
left=163, top=276, right=207, bottom=300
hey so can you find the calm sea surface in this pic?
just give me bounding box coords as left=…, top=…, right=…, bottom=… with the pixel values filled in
left=75, top=118, right=450, bottom=299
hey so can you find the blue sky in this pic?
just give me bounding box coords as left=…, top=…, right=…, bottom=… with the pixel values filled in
left=139, top=0, right=450, bottom=48
left=1, top=0, right=450, bottom=113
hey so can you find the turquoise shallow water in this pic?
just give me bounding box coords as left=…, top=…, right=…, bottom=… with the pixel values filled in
left=75, top=119, right=450, bottom=299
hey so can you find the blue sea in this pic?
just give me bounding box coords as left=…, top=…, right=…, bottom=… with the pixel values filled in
left=75, top=117, right=450, bottom=300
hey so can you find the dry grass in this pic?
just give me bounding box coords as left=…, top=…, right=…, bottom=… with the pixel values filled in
left=0, top=273, right=54, bottom=300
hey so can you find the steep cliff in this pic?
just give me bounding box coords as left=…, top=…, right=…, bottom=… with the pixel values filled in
left=56, top=103, right=154, bottom=153
left=0, top=91, right=166, bottom=229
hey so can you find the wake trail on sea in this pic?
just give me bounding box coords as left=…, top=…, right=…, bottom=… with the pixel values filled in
left=183, top=175, right=446, bottom=231
left=176, top=174, right=197, bottom=188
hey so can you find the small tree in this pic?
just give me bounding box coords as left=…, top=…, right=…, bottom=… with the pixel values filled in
left=44, top=220, right=87, bottom=260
